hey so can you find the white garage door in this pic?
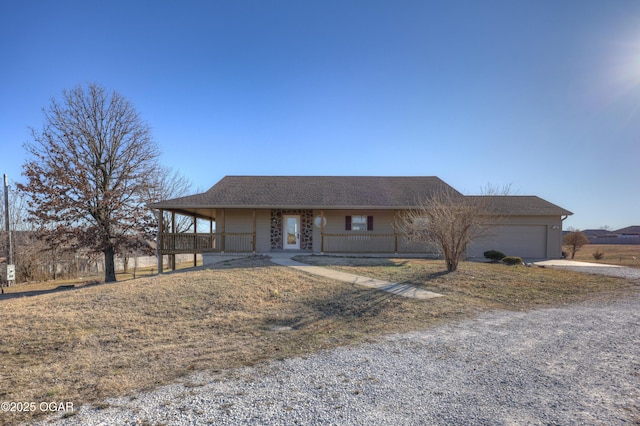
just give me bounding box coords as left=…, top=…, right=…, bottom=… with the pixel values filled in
left=481, top=225, right=547, bottom=259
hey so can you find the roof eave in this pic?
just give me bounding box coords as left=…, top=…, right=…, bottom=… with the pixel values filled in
left=149, top=204, right=418, bottom=210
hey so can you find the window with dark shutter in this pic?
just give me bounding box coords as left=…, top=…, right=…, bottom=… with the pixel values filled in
left=348, top=215, right=371, bottom=231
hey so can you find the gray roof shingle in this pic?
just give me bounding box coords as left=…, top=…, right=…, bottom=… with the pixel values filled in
left=614, top=226, right=640, bottom=235
left=151, top=176, right=572, bottom=217
left=151, top=176, right=459, bottom=209
left=465, top=196, right=573, bottom=216
left=582, top=229, right=618, bottom=238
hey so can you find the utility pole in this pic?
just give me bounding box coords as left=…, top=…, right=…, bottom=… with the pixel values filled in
left=3, top=174, right=15, bottom=287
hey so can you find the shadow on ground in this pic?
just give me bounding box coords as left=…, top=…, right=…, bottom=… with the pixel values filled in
left=0, top=284, right=84, bottom=300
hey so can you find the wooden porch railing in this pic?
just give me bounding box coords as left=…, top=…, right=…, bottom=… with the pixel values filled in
left=321, top=233, right=433, bottom=254
left=159, top=233, right=255, bottom=254
left=322, top=233, right=397, bottom=253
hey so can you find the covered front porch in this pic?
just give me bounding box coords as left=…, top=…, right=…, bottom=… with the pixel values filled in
left=155, top=208, right=425, bottom=271
left=155, top=207, right=255, bottom=272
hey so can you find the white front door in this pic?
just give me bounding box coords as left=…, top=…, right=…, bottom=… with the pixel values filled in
left=283, top=215, right=301, bottom=249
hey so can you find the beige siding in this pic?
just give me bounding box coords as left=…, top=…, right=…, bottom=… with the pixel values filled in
left=311, top=210, right=399, bottom=253
left=255, top=209, right=271, bottom=252
left=216, top=208, right=565, bottom=258
left=313, top=210, right=396, bottom=233
left=224, top=209, right=254, bottom=233
left=216, top=209, right=259, bottom=253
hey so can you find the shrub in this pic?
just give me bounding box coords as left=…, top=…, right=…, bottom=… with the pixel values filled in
left=502, top=256, right=523, bottom=266
left=592, top=250, right=604, bottom=260
left=483, top=250, right=506, bottom=263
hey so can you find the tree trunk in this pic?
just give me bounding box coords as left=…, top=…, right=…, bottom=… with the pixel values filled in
left=104, top=244, right=117, bottom=282
left=446, top=258, right=458, bottom=272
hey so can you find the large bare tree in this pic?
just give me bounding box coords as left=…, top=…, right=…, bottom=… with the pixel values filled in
left=395, top=186, right=507, bottom=272
left=18, top=83, right=160, bottom=282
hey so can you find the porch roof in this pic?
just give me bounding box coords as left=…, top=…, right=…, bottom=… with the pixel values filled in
left=151, top=176, right=459, bottom=211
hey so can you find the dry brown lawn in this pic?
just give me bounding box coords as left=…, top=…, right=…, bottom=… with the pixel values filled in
left=0, top=255, right=637, bottom=424
left=566, top=244, right=640, bottom=268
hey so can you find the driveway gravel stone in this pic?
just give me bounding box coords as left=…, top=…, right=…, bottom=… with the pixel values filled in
left=40, top=290, right=640, bottom=425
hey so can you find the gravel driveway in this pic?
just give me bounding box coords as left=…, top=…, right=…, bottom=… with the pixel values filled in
left=41, top=267, right=640, bottom=425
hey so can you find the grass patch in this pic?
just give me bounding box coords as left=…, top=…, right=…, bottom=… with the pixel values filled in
left=295, top=255, right=638, bottom=309
left=0, top=255, right=637, bottom=424
left=566, top=244, right=640, bottom=268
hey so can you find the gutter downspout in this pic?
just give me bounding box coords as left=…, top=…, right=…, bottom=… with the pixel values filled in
left=560, top=215, right=569, bottom=259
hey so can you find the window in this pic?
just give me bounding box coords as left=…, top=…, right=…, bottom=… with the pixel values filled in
left=345, top=215, right=373, bottom=231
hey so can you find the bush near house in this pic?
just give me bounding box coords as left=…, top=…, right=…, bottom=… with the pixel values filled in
left=503, top=256, right=524, bottom=265
left=484, top=250, right=506, bottom=263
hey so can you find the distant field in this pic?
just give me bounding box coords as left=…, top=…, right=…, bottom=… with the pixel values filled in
left=566, top=244, right=640, bottom=268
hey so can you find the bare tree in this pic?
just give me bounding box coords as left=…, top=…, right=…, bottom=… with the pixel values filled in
left=563, top=230, right=590, bottom=259
left=143, top=165, right=196, bottom=270
left=146, top=165, right=195, bottom=233
left=18, top=83, right=160, bottom=282
left=395, top=186, right=506, bottom=272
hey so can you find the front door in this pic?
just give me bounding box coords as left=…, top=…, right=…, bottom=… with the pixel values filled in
left=283, top=215, right=301, bottom=249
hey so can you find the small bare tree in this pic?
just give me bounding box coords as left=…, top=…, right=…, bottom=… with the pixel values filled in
left=145, top=165, right=195, bottom=233
left=18, top=83, right=161, bottom=282
left=563, top=230, right=590, bottom=259
left=395, top=186, right=506, bottom=272
left=143, top=165, right=196, bottom=270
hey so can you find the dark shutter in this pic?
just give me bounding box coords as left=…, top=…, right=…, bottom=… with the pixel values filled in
left=345, top=216, right=352, bottom=231
left=367, top=215, right=374, bottom=231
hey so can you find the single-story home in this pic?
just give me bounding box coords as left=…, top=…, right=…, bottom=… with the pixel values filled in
left=582, top=226, right=640, bottom=245
left=150, top=176, right=572, bottom=268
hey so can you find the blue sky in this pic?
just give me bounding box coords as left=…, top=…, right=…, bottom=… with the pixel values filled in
left=1, top=0, right=639, bottom=230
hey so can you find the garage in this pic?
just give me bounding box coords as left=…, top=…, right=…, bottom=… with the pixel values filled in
left=482, top=225, right=548, bottom=259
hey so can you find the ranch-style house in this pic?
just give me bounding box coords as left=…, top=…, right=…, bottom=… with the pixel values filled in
left=150, top=176, right=572, bottom=269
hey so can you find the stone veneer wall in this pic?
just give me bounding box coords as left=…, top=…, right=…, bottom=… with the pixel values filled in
left=271, top=209, right=314, bottom=250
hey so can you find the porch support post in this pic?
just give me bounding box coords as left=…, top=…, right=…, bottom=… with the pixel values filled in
left=320, top=209, right=325, bottom=254
left=252, top=209, right=257, bottom=253
left=171, top=211, right=176, bottom=271
left=394, top=210, right=398, bottom=254
left=220, top=209, right=226, bottom=253
left=157, top=209, right=164, bottom=274
left=210, top=216, right=214, bottom=250
left=193, top=215, right=197, bottom=267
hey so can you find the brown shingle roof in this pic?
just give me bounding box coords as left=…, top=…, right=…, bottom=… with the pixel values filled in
left=151, top=176, right=459, bottom=209
left=151, top=176, right=573, bottom=217
left=465, top=196, right=573, bottom=216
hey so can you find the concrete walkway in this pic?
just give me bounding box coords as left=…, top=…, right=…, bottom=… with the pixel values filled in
left=534, top=259, right=622, bottom=268
left=269, top=253, right=442, bottom=300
